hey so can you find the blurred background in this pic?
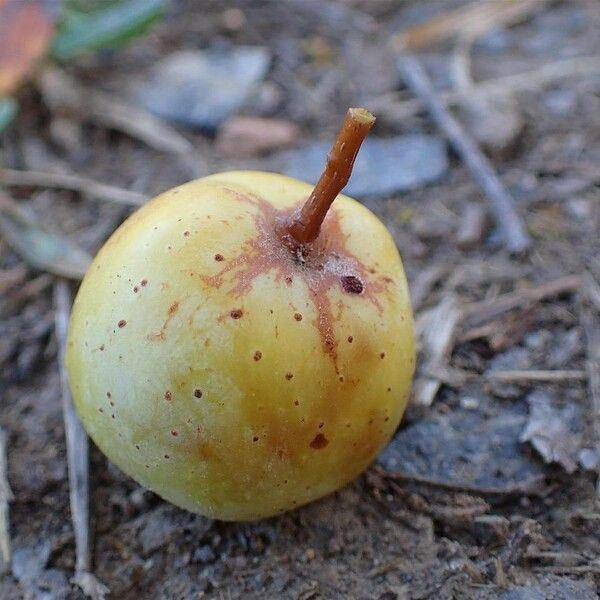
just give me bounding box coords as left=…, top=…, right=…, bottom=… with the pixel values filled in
left=0, top=0, right=599, bottom=598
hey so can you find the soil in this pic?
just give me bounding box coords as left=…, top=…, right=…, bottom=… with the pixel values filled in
left=1, top=0, right=599, bottom=598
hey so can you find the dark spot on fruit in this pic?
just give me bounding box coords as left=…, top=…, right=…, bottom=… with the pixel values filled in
left=111, top=414, right=115, bottom=419
left=183, top=231, right=190, bottom=237
left=215, top=253, right=224, bottom=262
left=98, top=408, right=103, bottom=413
left=339, top=376, right=344, bottom=382
left=194, top=388, right=203, bottom=399
left=106, top=392, right=111, bottom=398
left=109, top=401, right=114, bottom=407
left=380, top=352, right=386, bottom=359
left=294, top=312, right=303, bottom=321
left=230, top=308, right=243, bottom=319
left=369, top=418, right=374, bottom=425
left=384, top=416, right=390, bottom=422
left=171, top=430, right=178, bottom=436
left=387, top=387, right=392, bottom=392
left=135, top=445, right=140, bottom=450
left=254, top=350, right=262, bottom=361
left=341, top=275, right=363, bottom=294
left=118, top=319, right=127, bottom=328
left=141, top=279, right=148, bottom=286
left=253, top=436, right=259, bottom=442
left=99, top=345, right=104, bottom=351
left=164, top=454, right=170, bottom=459
left=168, top=301, right=179, bottom=316
left=285, top=372, right=293, bottom=380
left=309, top=433, right=329, bottom=449
left=285, top=276, right=293, bottom=284
left=347, top=336, right=353, bottom=343
left=164, top=391, right=172, bottom=401
left=294, top=400, right=299, bottom=406
left=318, top=422, right=324, bottom=428
left=133, top=286, right=139, bottom=293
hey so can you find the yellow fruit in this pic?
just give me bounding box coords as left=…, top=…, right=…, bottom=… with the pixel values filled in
left=66, top=113, right=415, bottom=521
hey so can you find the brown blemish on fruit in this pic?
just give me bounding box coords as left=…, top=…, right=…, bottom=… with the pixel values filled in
left=254, top=350, right=262, bottom=361
left=147, top=300, right=180, bottom=341
left=230, top=308, right=243, bottom=319
left=164, top=391, right=172, bottom=401
left=309, top=433, right=329, bottom=449
left=171, top=430, right=178, bottom=436
left=118, top=319, right=127, bottom=328
left=193, top=388, right=203, bottom=398
left=285, top=372, right=293, bottom=380
left=194, top=190, right=390, bottom=367
left=347, top=336, right=353, bottom=343
left=214, top=253, right=224, bottom=262
left=380, top=352, right=385, bottom=359
left=294, top=312, right=303, bottom=321
left=294, top=400, right=299, bottom=406
left=141, top=279, right=148, bottom=287
left=253, top=436, right=259, bottom=442
left=183, top=230, right=190, bottom=237
left=133, top=286, right=139, bottom=293
left=341, top=275, right=363, bottom=294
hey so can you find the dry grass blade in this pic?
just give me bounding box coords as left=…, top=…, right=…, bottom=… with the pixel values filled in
left=0, top=194, right=91, bottom=279
left=38, top=68, right=193, bottom=156
left=0, top=168, right=146, bottom=206
left=54, top=281, right=108, bottom=598
left=484, top=370, right=586, bottom=383
left=398, top=55, right=531, bottom=253
left=0, top=427, right=13, bottom=573
left=393, top=0, right=552, bottom=51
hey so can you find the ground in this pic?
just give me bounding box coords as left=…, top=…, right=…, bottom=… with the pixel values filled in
left=1, top=0, right=599, bottom=598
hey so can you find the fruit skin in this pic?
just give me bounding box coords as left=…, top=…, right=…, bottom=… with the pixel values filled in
left=66, top=171, right=415, bottom=521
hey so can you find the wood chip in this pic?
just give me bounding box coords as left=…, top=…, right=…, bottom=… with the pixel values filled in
left=412, top=295, right=461, bottom=406
left=455, top=202, right=489, bottom=249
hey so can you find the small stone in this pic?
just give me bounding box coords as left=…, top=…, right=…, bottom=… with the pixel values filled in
left=281, top=134, right=448, bottom=198
left=11, top=542, right=51, bottom=584
left=216, top=116, right=300, bottom=157
left=137, top=47, right=271, bottom=130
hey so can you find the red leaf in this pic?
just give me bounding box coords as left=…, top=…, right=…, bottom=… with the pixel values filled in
left=0, top=0, right=55, bottom=96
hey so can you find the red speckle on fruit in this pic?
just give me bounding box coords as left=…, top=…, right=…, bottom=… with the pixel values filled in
left=380, top=352, right=385, bottom=359
left=294, top=312, right=303, bottom=321
left=194, top=388, right=203, bottom=398
left=230, top=308, right=243, bottom=319
left=341, top=275, right=363, bottom=294
left=285, top=276, right=293, bottom=284
left=215, top=254, right=224, bottom=262
left=309, top=433, right=329, bottom=449
left=254, top=350, right=262, bottom=361
left=164, top=391, right=172, bottom=401
left=171, top=430, right=178, bottom=437
left=285, top=372, right=293, bottom=380
left=118, top=319, right=127, bottom=328
left=347, top=336, right=353, bottom=343
left=168, top=301, right=179, bottom=316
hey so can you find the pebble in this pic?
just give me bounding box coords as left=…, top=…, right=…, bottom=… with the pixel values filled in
left=137, top=47, right=271, bottom=130
left=282, top=134, right=448, bottom=198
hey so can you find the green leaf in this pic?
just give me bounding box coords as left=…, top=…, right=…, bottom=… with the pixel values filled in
left=52, top=0, right=166, bottom=60
left=0, top=98, right=18, bottom=133
left=0, top=195, right=91, bottom=279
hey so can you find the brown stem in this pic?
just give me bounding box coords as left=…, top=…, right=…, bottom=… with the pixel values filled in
left=286, top=107, right=375, bottom=245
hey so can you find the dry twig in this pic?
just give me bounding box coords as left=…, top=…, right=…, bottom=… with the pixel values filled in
left=0, top=168, right=146, bottom=206
left=398, top=55, right=531, bottom=253
left=0, top=427, right=12, bottom=573
left=54, top=281, right=108, bottom=598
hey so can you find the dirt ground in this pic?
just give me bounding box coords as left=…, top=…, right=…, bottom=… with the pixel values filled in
left=1, top=0, right=600, bottom=598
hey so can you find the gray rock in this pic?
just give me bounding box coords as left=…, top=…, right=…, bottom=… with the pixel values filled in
left=281, top=135, right=448, bottom=198
left=137, top=47, right=271, bottom=129
left=378, top=404, right=545, bottom=491
left=11, top=541, right=51, bottom=584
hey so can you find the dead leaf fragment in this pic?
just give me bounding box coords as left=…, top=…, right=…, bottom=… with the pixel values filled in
left=0, top=0, right=56, bottom=96
left=0, top=194, right=91, bottom=279
left=216, top=116, right=301, bottom=158
left=520, top=391, right=581, bottom=473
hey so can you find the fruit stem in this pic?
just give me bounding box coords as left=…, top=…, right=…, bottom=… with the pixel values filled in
left=286, top=107, right=375, bottom=245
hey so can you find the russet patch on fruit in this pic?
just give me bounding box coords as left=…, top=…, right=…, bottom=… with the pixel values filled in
left=66, top=109, right=415, bottom=520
